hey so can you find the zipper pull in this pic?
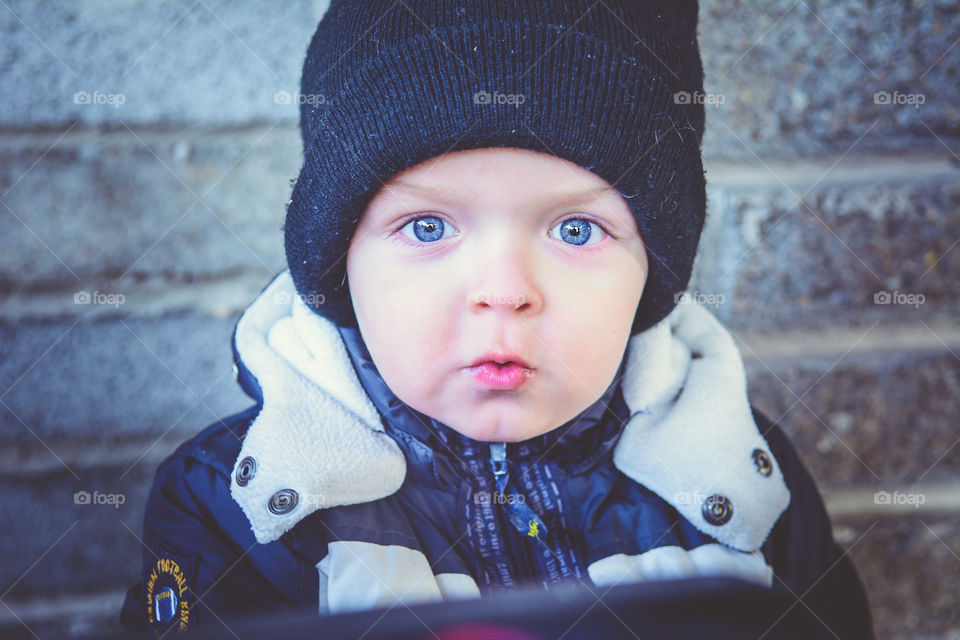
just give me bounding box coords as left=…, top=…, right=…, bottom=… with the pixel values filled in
left=488, top=442, right=549, bottom=541
left=490, top=442, right=508, bottom=487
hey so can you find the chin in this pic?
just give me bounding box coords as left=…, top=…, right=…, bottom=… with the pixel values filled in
left=448, top=417, right=553, bottom=444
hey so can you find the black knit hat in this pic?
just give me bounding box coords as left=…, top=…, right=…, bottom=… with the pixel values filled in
left=285, top=0, right=707, bottom=336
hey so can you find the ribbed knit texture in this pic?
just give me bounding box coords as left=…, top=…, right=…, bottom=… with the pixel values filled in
left=285, top=0, right=707, bottom=335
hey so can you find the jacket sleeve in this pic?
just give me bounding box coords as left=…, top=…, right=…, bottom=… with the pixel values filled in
left=755, top=407, right=876, bottom=640
left=119, top=415, right=313, bottom=636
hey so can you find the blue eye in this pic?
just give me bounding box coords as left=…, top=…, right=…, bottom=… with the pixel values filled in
left=550, top=217, right=607, bottom=247
left=399, top=215, right=457, bottom=243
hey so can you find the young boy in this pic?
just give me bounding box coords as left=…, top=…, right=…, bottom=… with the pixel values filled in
left=121, top=1, right=874, bottom=637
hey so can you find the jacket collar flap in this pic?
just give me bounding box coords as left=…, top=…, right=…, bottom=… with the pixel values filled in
left=229, top=271, right=790, bottom=551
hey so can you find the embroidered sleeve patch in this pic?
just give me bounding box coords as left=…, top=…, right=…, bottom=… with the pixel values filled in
left=144, top=543, right=198, bottom=633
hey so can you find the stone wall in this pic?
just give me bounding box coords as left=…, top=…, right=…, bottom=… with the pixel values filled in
left=1, top=1, right=958, bottom=638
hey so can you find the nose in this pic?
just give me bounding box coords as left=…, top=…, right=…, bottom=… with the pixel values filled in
left=467, top=235, right=543, bottom=317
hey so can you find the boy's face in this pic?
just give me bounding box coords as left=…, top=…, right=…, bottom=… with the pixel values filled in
left=346, top=148, right=648, bottom=443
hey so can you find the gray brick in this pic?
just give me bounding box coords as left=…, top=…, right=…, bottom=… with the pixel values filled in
left=0, top=271, right=280, bottom=324
left=1, top=0, right=324, bottom=128
left=0, top=465, right=153, bottom=598
left=824, top=483, right=960, bottom=522
left=699, top=0, right=960, bottom=158
left=0, top=129, right=296, bottom=290
left=0, top=590, right=127, bottom=640
left=745, top=349, right=960, bottom=488
left=696, top=176, right=960, bottom=332
left=4, top=1, right=957, bottom=159
left=0, top=313, right=252, bottom=450
left=836, top=515, right=960, bottom=640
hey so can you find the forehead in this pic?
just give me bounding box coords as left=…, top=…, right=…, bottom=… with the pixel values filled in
left=367, top=148, right=633, bottom=219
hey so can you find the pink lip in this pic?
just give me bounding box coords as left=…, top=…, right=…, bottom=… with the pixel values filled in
left=467, top=352, right=532, bottom=369
left=465, top=362, right=534, bottom=391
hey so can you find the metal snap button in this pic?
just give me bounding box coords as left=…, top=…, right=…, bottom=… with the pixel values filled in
left=268, top=489, right=300, bottom=515
left=752, top=448, right=773, bottom=477
left=702, top=494, right=733, bottom=526
left=235, top=456, right=257, bottom=486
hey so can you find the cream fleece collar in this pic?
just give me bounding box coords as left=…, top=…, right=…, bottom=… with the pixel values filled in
left=229, top=271, right=790, bottom=551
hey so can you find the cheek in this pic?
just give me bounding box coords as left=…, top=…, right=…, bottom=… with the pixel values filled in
left=542, top=261, right=643, bottom=373
left=353, top=257, right=454, bottom=333
left=348, top=248, right=457, bottom=391
left=548, top=256, right=644, bottom=321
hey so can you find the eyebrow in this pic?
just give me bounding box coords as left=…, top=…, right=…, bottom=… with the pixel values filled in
left=387, top=179, right=619, bottom=209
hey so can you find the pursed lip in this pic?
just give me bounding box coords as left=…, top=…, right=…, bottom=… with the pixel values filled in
left=465, top=351, right=533, bottom=370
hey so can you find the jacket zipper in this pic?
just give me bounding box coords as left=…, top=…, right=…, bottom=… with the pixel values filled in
left=489, top=443, right=547, bottom=588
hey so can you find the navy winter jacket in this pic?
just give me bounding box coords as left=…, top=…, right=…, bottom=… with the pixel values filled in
left=120, top=272, right=874, bottom=638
